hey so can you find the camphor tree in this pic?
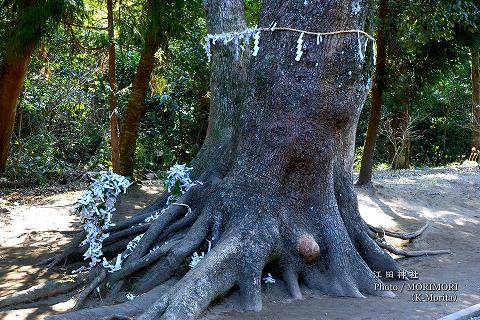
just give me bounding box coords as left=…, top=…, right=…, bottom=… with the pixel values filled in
left=0, top=0, right=449, bottom=319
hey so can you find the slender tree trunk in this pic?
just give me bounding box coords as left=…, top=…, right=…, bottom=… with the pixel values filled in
left=391, top=104, right=410, bottom=169
left=357, top=0, right=388, bottom=185
left=107, top=0, right=120, bottom=172
left=470, top=47, right=480, bottom=157
left=0, top=45, right=34, bottom=176
left=118, top=24, right=164, bottom=177
left=441, top=106, right=450, bottom=165
left=14, top=105, right=24, bottom=180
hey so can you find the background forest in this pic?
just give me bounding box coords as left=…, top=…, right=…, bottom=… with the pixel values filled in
left=0, top=0, right=479, bottom=185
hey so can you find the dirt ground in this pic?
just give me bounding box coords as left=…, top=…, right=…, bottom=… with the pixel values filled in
left=0, top=166, right=479, bottom=320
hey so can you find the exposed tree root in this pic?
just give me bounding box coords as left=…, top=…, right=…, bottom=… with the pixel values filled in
left=107, top=239, right=180, bottom=282
left=365, top=222, right=450, bottom=257
left=37, top=202, right=164, bottom=269
left=335, top=180, right=446, bottom=260
left=1, top=178, right=451, bottom=320
left=137, top=233, right=242, bottom=320
left=282, top=267, right=302, bottom=300
left=103, top=188, right=205, bottom=300
left=0, top=275, right=84, bottom=309
left=334, top=177, right=405, bottom=278
left=103, top=223, right=151, bottom=246
left=376, top=239, right=451, bottom=257
left=135, top=209, right=213, bottom=293
left=71, top=269, right=107, bottom=311
left=1, top=180, right=452, bottom=319
left=46, top=279, right=177, bottom=320
left=368, top=222, right=429, bottom=240
left=156, top=210, right=198, bottom=242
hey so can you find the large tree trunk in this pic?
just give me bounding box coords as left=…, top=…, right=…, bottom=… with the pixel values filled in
left=118, top=23, right=164, bottom=177
left=16, top=1, right=449, bottom=319
left=470, top=47, right=480, bottom=157
left=357, top=0, right=388, bottom=185
left=108, top=0, right=121, bottom=172
left=0, top=45, right=34, bottom=176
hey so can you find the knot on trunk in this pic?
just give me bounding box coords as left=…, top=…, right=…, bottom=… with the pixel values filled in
left=296, top=234, right=320, bottom=263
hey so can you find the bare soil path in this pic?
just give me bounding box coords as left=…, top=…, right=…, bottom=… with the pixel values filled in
left=0, top=167, right=478, bottom=320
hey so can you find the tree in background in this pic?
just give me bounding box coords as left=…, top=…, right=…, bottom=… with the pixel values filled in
left=117, top=0, right=201, bottom=177
left=116, top=0, right=167, bottom=177
left=390, top=0, right=480, bottom=168
left=0, top=0, right=80, bottom=176
left=357, top=0, right=388, bottom=185
left=467, top=1, right=480, bottom=156
left=0, top=0, right=207, bottom=181
left=471, top=48, right=480, bottom=156
left=107, top=0, right=120, bottom=171
left=463, top=5, right=480, bottom=159
left=356, top=0, right=480, bottom=174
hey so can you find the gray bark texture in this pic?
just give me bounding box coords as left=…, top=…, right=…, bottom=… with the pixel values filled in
left=190, top=0, right=249, bottom=180
left=4, top=1, right=425, bottom=319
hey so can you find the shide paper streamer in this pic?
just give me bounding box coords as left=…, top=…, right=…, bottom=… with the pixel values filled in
left=73, top=170, right=132, bottom=270
left=203, top=25, right=376, bottom=64
left=73, top=164, right=201, bottom=274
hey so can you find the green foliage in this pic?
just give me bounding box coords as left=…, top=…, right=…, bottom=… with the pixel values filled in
left=409, top=61, right=472, bottom=166
left=1, top=0, right=85, bottom=56
left=134, top=18, right=208, bottom=174
left=7, top=132, right=68, bottom=182
left=149, top=0, right=202, bottom=38
left=3, top=0, right=210, bottom=182
left=353, top=146, right=364, bottom=172
left=136, top=72, right=206, bottom=171
left=4, top=26, right=108, bottom=181
left=358, top=57, right=474, bottom=168
left=355, top=0, right=480, bottom=170
left=245, top=0, right=262, bottom=25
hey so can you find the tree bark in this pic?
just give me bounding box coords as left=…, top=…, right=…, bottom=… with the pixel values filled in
left=0, top=45, right=34, bottom=176
left=14, top=104, right=24, bottom=180
left=189, top=0, right=249, bottom=180
left=470, top=47, right=480, bottom=156
left=357, top=0, right=388, bottom=185
left=108, top=0, right=121, bottom=172
left=118, top=16, right=165, bottom=177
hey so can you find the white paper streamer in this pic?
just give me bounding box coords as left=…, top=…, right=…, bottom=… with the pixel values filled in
left=252, top=31, right=261, bottom=56
left=295, top=32, right=305, bottom=61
